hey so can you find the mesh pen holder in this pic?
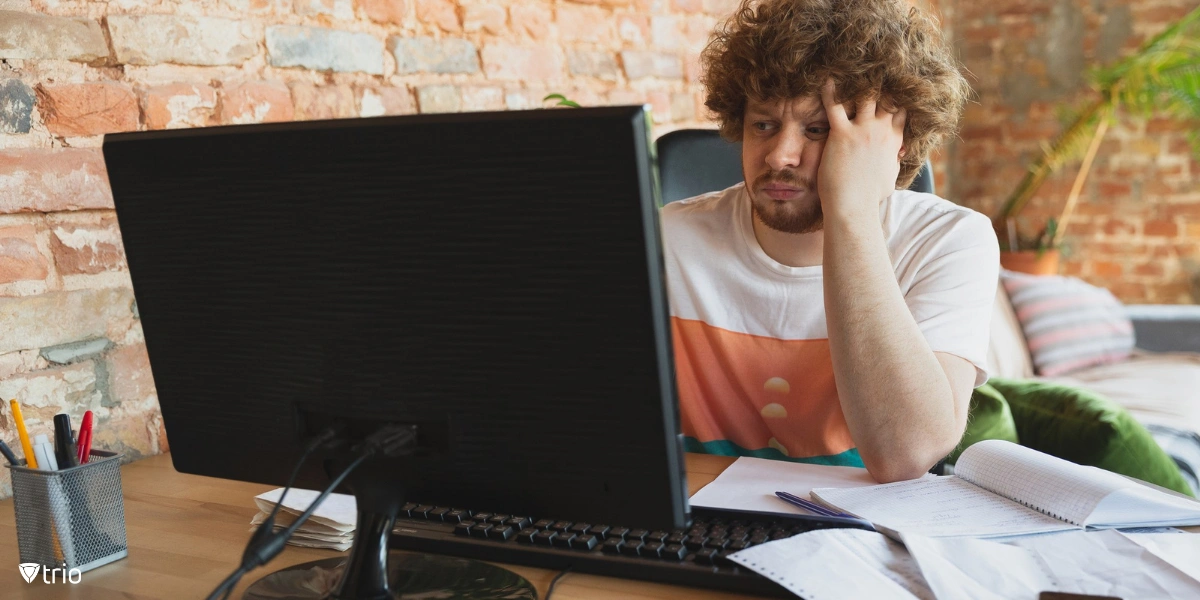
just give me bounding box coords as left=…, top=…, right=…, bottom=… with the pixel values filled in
left=6, top=450, right=129, bottom=573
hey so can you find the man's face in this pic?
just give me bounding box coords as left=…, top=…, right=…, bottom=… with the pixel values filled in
left=741, top=96, right=828, bottom=234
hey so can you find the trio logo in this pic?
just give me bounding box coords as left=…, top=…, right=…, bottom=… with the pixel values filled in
left=17, top=562, right=82, bottom=584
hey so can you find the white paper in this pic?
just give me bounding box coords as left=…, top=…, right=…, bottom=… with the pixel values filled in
left=901, top=533, right=1057, bottom=600
left=728, top=528, right=935, bottom=600
left=688, top=456, right=879, bottom=516
left=1121, top=531, right=1200, bottom=582
left=255, top=488, right=357, bottom=532
left=812, top=476, right=1074, bottom=538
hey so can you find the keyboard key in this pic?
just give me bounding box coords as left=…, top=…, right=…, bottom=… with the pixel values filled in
left=619, top=540, right=642, bottom=557
left=687, top=527, right=707, bottom=538
left=715, top=550, right=738, bottom=567
left=453, top=522, right=473, bottom=537
left=399, top=502, right=418, bottom=517
left=533, top=530, right=557, bottom=545
left=488, top=525, right=514, bottom=541
left=444, top=509, right=469, bottom=524
left=684, top=536, right=707, bottom=551
left=506, top=517, right=532, bottom=530
left=608, top=526, right=630, bottom=540
left=429, top=507, right=450, bottom=521
left=488, top=515, right=510, bottom=526
left=551, top=520, right=573, bottom=532
left=569, top=522, right=591, bottom=535
left=769, top=530, right=790, bottom=541
left=749, top=534, right=769, bottom=545
left=647, top=531, right=668, bottom=543
left=641, top=541, right=664, bottom=558
left=533, top=519, right=555, bottom=530
left=552, top=532, right=576, bottom=548
left=666, top=533, right=686, bottom=544
left=704, top=537, right=729, bottom=549
left=662, top=543, right=687, bottom=561
left=601, top=538, right=623, bottom=554
left=469, top=523, right=492, bottom=538
left=472, top=512, right=493, bottom=523
left=727, top=539, right=751, bottom=551
left=570, top=534, right=599, bottom=550
left=588, top=524, right=610, bottom=538
left=694, top=548, right=719, bottom=565
left=412, top=505, right=434, bottom=519
left=626, top=529, right=648, bottom=542
left=517, top=528, right=538, bottom=543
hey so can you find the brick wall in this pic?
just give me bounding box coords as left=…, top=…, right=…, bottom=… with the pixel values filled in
left=939, top=0, right=1200, bottom=303
left=0, top=0, right=735, bottom=498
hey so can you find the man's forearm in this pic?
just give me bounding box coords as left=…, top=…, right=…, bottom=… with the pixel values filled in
left=822, top=209, right=964, bottom=482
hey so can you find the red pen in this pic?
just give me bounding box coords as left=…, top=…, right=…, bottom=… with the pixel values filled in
left=77, top=410, right=94, bottom=464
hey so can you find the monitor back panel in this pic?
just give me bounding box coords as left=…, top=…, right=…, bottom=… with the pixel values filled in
left=103, top=107, right=688, bottom=530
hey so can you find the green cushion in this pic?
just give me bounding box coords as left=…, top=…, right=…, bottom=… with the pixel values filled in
left=987, top=377, right=1194, bottom=497
left=949, top=383, right=1019, bottom=463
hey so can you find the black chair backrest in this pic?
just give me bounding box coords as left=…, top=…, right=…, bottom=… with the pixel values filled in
left=656, top=128, right=934, bottom=204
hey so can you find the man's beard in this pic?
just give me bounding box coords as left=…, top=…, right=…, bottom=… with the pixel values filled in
left=749, top=168, right=822, bottom=234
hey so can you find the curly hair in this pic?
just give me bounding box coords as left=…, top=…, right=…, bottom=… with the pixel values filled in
left=700, top=0, right=971, bottom=188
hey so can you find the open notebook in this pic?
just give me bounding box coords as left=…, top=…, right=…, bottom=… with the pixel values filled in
left=810, top=440, right=1200, bottom=539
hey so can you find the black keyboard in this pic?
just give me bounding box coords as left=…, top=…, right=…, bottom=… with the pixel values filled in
left=388, top=502, right=875, bottom=597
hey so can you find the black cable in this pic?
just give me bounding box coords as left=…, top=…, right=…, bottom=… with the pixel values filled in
left=545, top=565, right=573, bottom=600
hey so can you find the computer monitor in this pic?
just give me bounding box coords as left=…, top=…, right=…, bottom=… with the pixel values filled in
left=103, top=106, right=688, bottom=598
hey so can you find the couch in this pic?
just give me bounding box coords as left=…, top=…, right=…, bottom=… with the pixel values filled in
left=987, top=285, right=1200, bottom=492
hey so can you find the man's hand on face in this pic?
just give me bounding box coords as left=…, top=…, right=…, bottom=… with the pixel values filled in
left=816, top=79, right=906, bottom=222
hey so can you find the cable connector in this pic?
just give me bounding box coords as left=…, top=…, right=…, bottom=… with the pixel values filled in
left=352, top=424, right=418, bottom=459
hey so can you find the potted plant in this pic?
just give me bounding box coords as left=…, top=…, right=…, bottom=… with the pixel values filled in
left=993, top=7, right=1200, bottom=274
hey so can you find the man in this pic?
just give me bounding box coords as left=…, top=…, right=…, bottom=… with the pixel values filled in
left=663, top=0, right=998, bottom=482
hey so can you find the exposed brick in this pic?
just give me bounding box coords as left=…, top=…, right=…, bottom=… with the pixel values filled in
left=509, top=4, right=551, bottom=39
left=646, top=89, right=671, bottom=123
left=267, top=25, right=384, bottom=74
left=463, top=3, right=506, bottom=35
left=620, top=50, right=682, bottom=79
left=0, top=224, right=47, bottom=285
left=223, top=0, right=281, bottom=13
left=290, top=83, right=357, bottom=120
left=701, top=0, right=738, bottom=15
left=482, top=44, right=565, bottom=82
left=683, top=14, right=713, bottom=47
left=671, top=91, right=695, bottom=122
left=108, top=15, right=259, bottom=67
left=567, top=50, right=618, bottom=80
left=684, top=53, right=702, bottom=82
left=0, top=149, right=113, bottom=214
left=416, top=0, right=461, bottom=32
left=461, top=86, right=504, bottom=112
left=672, top=0, right=702, bottom=12
left=35, top=82, right=139, bottom=137
left=570, top=0, right=633, bottom=6
left=41, top=337, right=111, bottom=366
left=0, top=362, right=100, bottom=427
left=107, top=343, right=156, bottom=407
left=0, top=11, right=108, bottom=62
left=360, top=0, right=406, bottom=24
left=358, top=86, right=416, bottom=117
left=143, top=83, right=217, bottom=130
left=617, top=14, right=650, bottom=45
left=1091, top=260, right=1123, bottom=278
left=295, top=0, right=354, bottom=20
left=0, top=288, right=135, bottom=354
left=50, top=217, right=126, bottom=276
left=219, top=81, right=294, bottom=124
left=0, top=78, right=34, bottom=134
left=1143, top=219, right=1178, bottom=238
left=651, top=15, right=685, bottom=49
left=558, top=4, right=614, bottom=44
left=388, top=36, right=479, bottom=74
left=416, top=84, right=461, bottom=114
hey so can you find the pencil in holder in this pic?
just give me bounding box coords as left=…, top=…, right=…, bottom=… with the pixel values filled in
left=6, top=450, right=129, bottom=573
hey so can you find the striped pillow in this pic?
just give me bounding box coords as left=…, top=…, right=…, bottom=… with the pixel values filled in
left=1000, top=270, right=1134, bottom=377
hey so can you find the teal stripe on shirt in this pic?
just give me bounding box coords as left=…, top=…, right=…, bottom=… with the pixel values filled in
left=683, top=436, right=865, bottom=468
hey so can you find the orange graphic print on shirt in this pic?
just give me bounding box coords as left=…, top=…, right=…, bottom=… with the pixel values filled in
left=671, top=317, right=854, bottom=459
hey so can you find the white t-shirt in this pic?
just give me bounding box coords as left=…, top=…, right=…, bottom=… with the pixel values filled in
left=661, top=182, right=999, bottom=466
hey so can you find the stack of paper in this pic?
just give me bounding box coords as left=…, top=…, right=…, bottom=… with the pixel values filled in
left=251, top=488, right=357, bottom=551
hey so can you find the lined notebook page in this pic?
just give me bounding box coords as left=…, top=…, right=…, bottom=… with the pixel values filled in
left=811, top=476, right=1073, bottom=538
left=957, top=440, right=1200, bottom=527
left=955, top=440, right=1139, bottom=526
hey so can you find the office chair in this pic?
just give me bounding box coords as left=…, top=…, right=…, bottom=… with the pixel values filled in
left=656, top=128, right=935, bottom=204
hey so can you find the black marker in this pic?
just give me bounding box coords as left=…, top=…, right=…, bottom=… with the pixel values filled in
left=53, top=414, right=78, bottom=468
left=0, top=438, right=17, bottom=466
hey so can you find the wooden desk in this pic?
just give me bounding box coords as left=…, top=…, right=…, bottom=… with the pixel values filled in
left=0, top=452, right=752, bottom=600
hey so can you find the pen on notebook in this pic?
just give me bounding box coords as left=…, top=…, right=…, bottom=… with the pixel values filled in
left=775, top=491, right=855, bottom=518
left=9, top=399, right=37, bottom=469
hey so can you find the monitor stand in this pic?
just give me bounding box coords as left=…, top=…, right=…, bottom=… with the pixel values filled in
left=242, top=459, right=536, bottom=600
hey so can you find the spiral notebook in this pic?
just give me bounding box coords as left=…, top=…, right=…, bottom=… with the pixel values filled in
left=810, top=440, right=1200, bottom=539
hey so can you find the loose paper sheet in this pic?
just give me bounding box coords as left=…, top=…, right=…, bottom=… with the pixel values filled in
left=688, top=456, right=878, bottom=516
left=255, top=488, right=357, bottom=531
